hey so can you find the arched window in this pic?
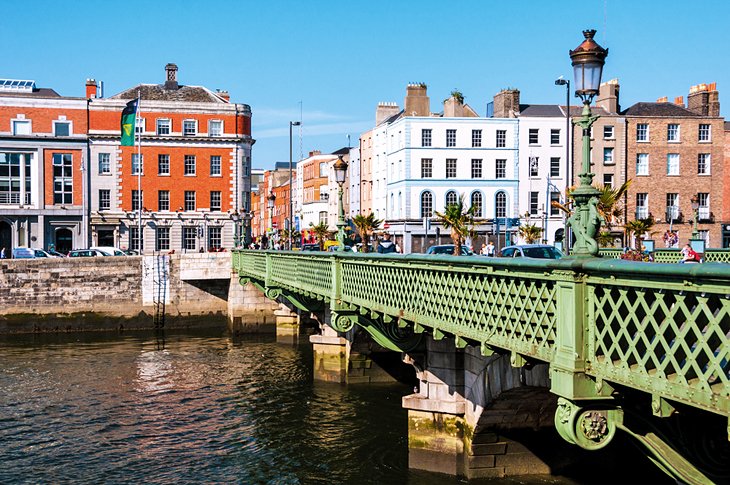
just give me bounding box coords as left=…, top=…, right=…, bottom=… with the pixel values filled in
left=445, top=190, right=458, bottom=208
left=495, top=191, right=507, bottom=218
left=470, top=191, right=483, bottom=218
left=421, top=191, right=433, bottom=218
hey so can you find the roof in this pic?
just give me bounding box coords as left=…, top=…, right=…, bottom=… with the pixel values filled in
left=110, top=83, right=226, bottom=103
left=331, top=147, right=350, bottom=155
left=622, top=102, right=698, bottom=117
left=0, top=87, right=61, bottom=98
left=725, top=121, right=730, bottom=131
left=378, top=109, right=404, bottom=126
left=519, top=104, right=564, bottom=117
left=566, top=105, right=613, bottom=117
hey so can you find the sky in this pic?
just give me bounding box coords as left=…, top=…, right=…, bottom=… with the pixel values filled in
left=3, top=0, right=729, bottom=169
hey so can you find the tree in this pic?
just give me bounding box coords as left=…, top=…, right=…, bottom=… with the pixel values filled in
left=625, top=216, right=656, bottom=250
left=435, top=195, right=475, bottom=256
left=309, top=222, right=331, bottom=251
left=352, top=213, right=382, bottom=253
left=518, top=223, right=543, bottom=244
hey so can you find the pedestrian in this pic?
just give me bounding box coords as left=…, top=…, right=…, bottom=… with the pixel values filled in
left=486, top=241, right=495, bottom=257
left=680, top=243, right=700, bottom=263
left=0, top=247, right=5, bottom=259
left=377, top=233, right=397, bottom=254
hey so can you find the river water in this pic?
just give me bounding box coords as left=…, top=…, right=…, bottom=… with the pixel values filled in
left=0, top=329, right=671, bottom=485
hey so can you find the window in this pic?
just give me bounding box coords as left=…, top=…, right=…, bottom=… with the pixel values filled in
left=529, top=129, right=539, bottom=145
left=471, top=159, right=482, bottom=178
left=183, top=120, right=197, bottom=136
left=603, top=125, right=614, bottom=139
left=12, top=120, right=30, bottom=135
left=495, top=192, right=507, bottom=218
left=209, top=120, right=223, bottom=137
left=698, top=153, right=711, bottom=175
left=98, top=153, right=111, bottom=174
left=132, top=154, right=142, bottom=175
left=52, top=153, right=73, bottom=204
left=156, top=119, right=171, bottom=135
left=603, top=173, right=614, bottom=187
left=472, top=130, right=482, bottom=147
left=496, top=130, right=506, bottom=148
left=699, top=124, right=711, bottom=141
left=445, top=190, right=458, bottom=207
left=446, top=158, right=457, bottom=178
left=445, top=129, right=456, bottom=147
left=667, top=124, right=679, bottom=142
left=529, top=157, right=539, bottom=177
left=319, top=162, right=327, bottom=177
left=158, top=154, right=170, bottom=175
left=421, top=158, right=432, bottom=178
left=184, top=155, right=196, bottom=175
left=636, top=193, right=648, bottom=219
left=496, top=159, right=506, bottom=179
left=666, top=193, right=679, bottom=221
left=130, top=227, right=143, bottom=251
left=210, top=155, right=221, bottom=176
left=550, top=157, right=560, bottom=178
left=0, top=152, right=30, bottom=205
left=131, top=190, right=143, bottom=211
left=421, top=129, right=432, bottom=147
left=208, top=227, right=222, bottom=249
left=421, top=191, right=433, bottom=218
left=550, top=129, right=560, bottom=145
left=54, top=122, right=70, bottom=137
left=99, top=189, right=111, bottom=210
left=184, top=191, right=196, bottom=211
left=319, top=211, right=328, bottom=225
left=319, top=185, right=328, bottom=201
left=135, top=117, right=145, bottom=134
left=529, top=191, right=539, bottom=215
left=636, top=153, right=649, bottom=175
left=158, top=190, right=169, bottom=211
left=550, top=192, right=560, bottom=216
left=636, top=123, right=649, bottom=142
left=156, top=227, right=170, bottom=251
left=698, top=193, right=710, bottom=220
left=667, top=154, right=679, bottom=175
left=183, top=227, right=197, bottom=250
left=210, top=191, right=221, bottom=211
left=470, top=191, right=482, bottom=217
left=603, top=147, right=614, bottom=165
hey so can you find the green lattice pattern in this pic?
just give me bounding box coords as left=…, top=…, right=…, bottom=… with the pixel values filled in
left=599, top=249, right=623, bottom=259
left=340, top=259, right=558, bottom=361
left=237, top=251, right=267, bottom=277
left=270, top=254, right=332, bottom=297
left=599, top=248, right=730, bottom=264
left=589, top=279, right=730, bottom=415
left=706, top=251, right=730, bottom=263
left=653, top=250, right=682, bottom=263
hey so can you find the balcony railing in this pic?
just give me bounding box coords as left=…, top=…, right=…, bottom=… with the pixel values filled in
left=0, top=193, right=20, bottom=204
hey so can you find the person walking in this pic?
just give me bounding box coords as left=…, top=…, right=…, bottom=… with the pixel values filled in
left=377, top=233, right=397, bottom=254
left=0, top=247, right=5, bottom=259
left=485, top=241, right=495, bottom=257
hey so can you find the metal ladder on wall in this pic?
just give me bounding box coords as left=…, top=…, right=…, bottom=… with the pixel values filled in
left=152, top=254, right=169, bottom=329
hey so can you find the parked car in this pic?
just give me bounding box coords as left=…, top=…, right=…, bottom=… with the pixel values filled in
left=123, top=249, right=139, bottom=256
left=499, top=244, right=563, bottom=260
left=46, top=249, right=67, bottom=257
left=90, top=246, right=127, bottom=256
left=67, top=249, right=107, bottom=258
left=326, top=245, right=353, bottom=252
left=301, top=243, right=321, bottom=251
left=425, top=244, right=475, bottom=256
left=11, top=247, right=56, bottom=259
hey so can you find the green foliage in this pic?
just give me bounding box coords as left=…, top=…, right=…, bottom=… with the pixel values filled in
left=518, top=223, right=543, bottom=244
left=352, top=212, right=382, bottom=253
left=625, top=216, right=656, bottom=250
left=435, top=195, right=475, bottom=256
left=309, top=221, right=331, bottom=251
left=596, top=231, right=616, bottom=247
left=450, top=89, right=464, bottom=104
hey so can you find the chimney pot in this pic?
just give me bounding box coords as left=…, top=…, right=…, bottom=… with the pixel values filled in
left=85, top=78, right=98, bottom=99
left=164, top=63, right=179, bottom=90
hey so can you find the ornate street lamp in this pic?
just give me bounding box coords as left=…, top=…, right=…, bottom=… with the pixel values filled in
left=567, top=29, right=608, bottom=257
left=333, top=155, right=348, bottom=251
left=690, top=194, right=700, bottom=239
left=267, top=192, right=276, bottom=243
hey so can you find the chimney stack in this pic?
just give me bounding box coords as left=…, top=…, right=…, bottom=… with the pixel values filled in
left=444, top=92, right=465, bottom=117
left=674, top=96, right=684, bottom=107
left=687, top=82, right=720, bottom=117
left=656, top=96, right=668, bottom=103
left=216, top=89, right=230, bottom=102
left=404, top=83, right=430, bottom=117
left=375, top=102, right=400, bottom=125
left=164, top=63, right=179, bottom=90
left=596, top=79, right=620, bottom=113
left=309, top=150, right=321, bottom=157
left=492, top=89, right=520, bottom=118
left=85, top=79, right=98, bottom=99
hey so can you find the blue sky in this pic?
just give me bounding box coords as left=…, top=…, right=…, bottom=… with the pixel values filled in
left=3, top=1, right=728, bottom=169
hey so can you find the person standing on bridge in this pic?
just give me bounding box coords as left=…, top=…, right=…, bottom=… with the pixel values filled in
left=377, top=233, right=397, bottom=254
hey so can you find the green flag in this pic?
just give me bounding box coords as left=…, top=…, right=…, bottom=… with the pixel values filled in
left=120, top=98, right=138, bottom=146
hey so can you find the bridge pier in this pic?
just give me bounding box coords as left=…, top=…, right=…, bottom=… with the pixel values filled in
left=226, top=278, right=279, bottom=334
left=274, top=304, right=300, bottom=344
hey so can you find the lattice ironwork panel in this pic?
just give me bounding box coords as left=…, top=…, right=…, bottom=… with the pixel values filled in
left=599, top=249, right=623, bottom=259
left=706, top=251, right=730, bottom=263
left=653, top=250, right=682, bottom=264
left=271, top=255, right=332, bottom=296
left=341, top=260, right=558, bottom=361
left=236, top=251, right=267, bottom=278
left=589, top=280, right=730, bottom=415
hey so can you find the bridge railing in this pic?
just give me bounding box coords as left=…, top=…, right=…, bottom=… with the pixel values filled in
left=599, top=247, right=730, bottom=263
left=233, top=250, right=729, bottom=419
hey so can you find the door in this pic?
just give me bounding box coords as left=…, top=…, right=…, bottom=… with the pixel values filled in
left=0, top=221, right=12, bottom=258
left=55, top=228, right=73, bottom=254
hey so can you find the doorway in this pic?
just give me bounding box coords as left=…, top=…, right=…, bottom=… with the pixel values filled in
left=0, top=221, right=12, bottom=258
left=55, top=228, right=73, bottom=254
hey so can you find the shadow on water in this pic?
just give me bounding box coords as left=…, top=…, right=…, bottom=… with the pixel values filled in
left=0, top=328, right=673, bottom=485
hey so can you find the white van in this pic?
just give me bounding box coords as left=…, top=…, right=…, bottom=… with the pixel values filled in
left=90, top=246, right=127, bottom=256
left=11, top=247, right=55, bottom=259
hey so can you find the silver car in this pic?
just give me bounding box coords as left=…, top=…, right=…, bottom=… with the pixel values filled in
left=499, top=244, right=563, bottom=259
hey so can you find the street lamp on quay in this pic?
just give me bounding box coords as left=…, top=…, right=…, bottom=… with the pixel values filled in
left=555, top=76, right=571, bottom=253
left=333, top=155, right=348, bottom=251
left=689, top=193, right=706, bottom=254
left=289, top=121, right=301, bottom=250
left=566, top=29, right=608, bottom=258
left=267, top=192, right=276, bottom=248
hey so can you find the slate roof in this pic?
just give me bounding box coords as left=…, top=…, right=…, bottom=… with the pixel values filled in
left=519, top=104, right=564, bottom=117
left=622, top=102, right=698, bottom=117
left=111, top=83, right=226, bottom=103
left=0, top=87, right=61, bottom=98
left=331, top=147, right=350, bottom=155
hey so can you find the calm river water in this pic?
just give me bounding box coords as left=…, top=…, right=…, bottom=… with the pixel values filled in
left=0, top=329, right=671, bottom=485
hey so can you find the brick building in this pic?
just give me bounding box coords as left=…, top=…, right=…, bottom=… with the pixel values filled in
left=0, top=79, right=88, bottom=254
left=88, top=64, right=253, bottom=253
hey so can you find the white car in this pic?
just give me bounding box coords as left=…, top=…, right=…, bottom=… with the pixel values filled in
left=90, top=246, right=128, bottom=256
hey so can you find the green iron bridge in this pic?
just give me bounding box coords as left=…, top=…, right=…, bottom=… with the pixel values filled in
left=233, top=250, right=729, bottom=483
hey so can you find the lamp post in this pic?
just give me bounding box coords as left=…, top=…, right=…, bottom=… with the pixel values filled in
left=333, top=155, right=348, bottom=251
left=690, top=194, right=700, bottom=239
left=289, top=121, right=301, bottom=250
left=231, top=212, right=241, bottom=248
left=267, top=192, right=276, bottom=249
left=566, top=29, right=608, bottom=258
left=555, top=76, right=571, bottom=253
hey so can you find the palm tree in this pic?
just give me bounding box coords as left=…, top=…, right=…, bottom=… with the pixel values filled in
left=596, top=180, right=631, bottom=229
left=309, top=222, right=330, bottom=251
left=352, top=213, right=382, bottom=253
left=625, top=216, right=656, bottom=250
left=435, top=195, right=475, bottom=256
left=518, top=223, right=543, bottom=244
